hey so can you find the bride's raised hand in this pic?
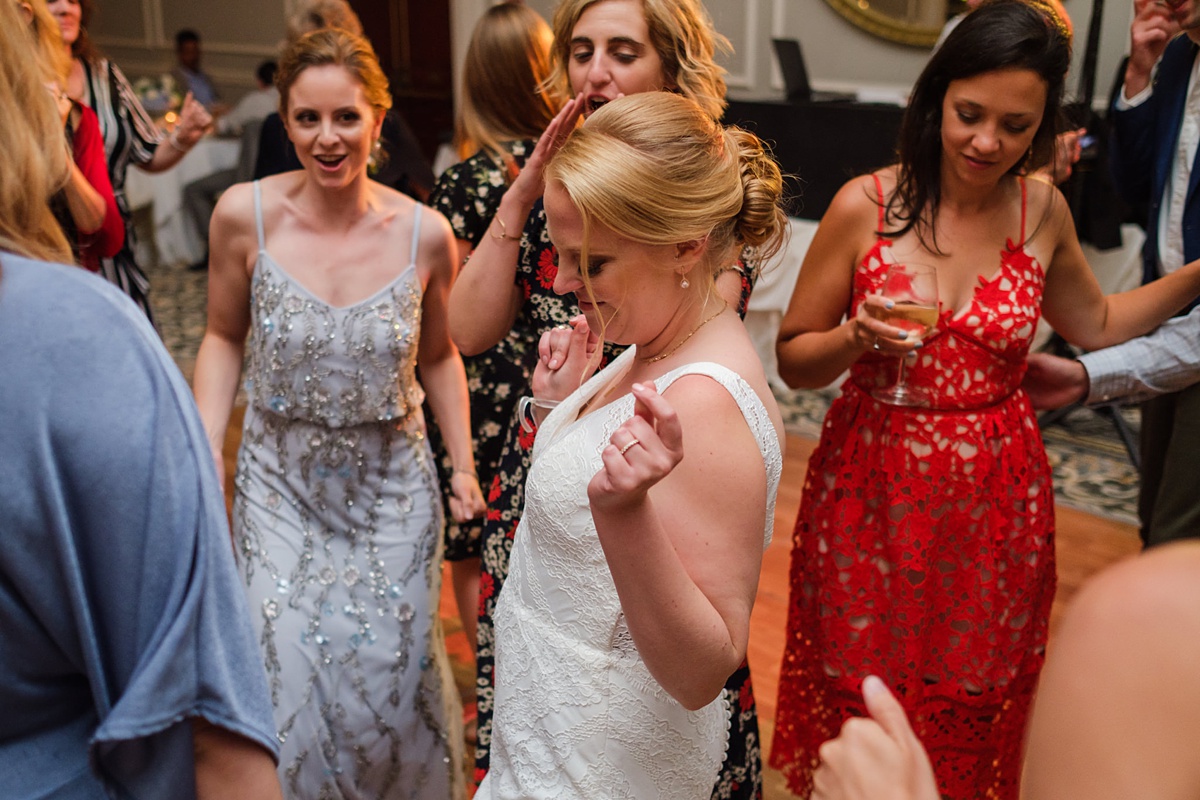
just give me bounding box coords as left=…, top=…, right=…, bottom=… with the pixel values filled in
left=532, top=314, right=601, bottom=404
left=588, top=382, right=684, bottom=514
left=508, top=93, right=586, bottom=208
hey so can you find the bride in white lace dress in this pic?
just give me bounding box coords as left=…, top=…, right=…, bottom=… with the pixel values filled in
left=475, top=92, right=789, bottom=799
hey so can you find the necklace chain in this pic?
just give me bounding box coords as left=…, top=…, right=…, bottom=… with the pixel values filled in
left=642, top=303, right=727, bottom=364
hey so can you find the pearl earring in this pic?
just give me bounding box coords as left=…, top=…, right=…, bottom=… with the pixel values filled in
left=680, top=276, right=690, bottom=289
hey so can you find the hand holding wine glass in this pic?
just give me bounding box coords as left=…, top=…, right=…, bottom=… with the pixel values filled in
left=868, top=262, right=939, bottom=406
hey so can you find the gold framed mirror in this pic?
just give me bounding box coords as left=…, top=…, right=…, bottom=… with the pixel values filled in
left=822, top=0, right=951, bottom=48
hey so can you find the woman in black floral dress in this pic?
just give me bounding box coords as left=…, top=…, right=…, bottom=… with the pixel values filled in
left=427, top=2, right=556, bottom=654
left=446, top=3, right=769, bottom=798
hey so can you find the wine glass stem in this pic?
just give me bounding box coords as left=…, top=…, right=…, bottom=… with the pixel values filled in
left=895, top=354, right=908, bottom=392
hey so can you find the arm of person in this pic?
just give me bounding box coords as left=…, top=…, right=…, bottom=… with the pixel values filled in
left=72, top=106, right=124, bottom=256
left=1076, top=304, right=1200, bottom=403
left=193, top=719, right=282, bottom=800
left=587, top=379, right=769, bottom=710
left=417, top=210, right=486, bottom=523
left=1110, top=2, right=1180, bottom=204
left=192, top=183, right=255, bottom=488
left=775, top=174, right=915, bottom=388
left=60, top=161, right=108, bottom=235
left=1040, top=190, right=1200, bottom=350
left=1022, top=542, right=1200, bottom=800
left=1122, top=0, right=1178, bottom=98
left=143, top=92, right=214, bottom=173
left=448, top=95, right=585, bottom=355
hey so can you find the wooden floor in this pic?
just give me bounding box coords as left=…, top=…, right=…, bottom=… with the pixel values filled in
left=221, top=413, right=1142, bottom=799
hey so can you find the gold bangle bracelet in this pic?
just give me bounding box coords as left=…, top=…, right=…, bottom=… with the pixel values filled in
left=489, top=215, right=517, bottom=242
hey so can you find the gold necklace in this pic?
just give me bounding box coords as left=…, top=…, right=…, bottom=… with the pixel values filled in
left=642, top=303, right=727, bottom=364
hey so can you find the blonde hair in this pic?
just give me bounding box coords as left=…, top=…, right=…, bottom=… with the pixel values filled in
left=23, top=0, right=71, bottom=85
left=277, top=27, right=392, bottom=121
left=455, top=2, right=556, bottom=167
left=0, top=0, right=71, bottom=263
left=285, top=0, right=363, bottom=43
left=545, top=92, right=785, bottom=302
left=547, top=0, right=730, bottom=121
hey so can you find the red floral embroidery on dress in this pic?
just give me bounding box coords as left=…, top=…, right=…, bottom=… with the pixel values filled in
left=478, top=573, right=495, bottom=618
left=772, top=226, right=1055, bottom=800
left=536, top=247, right=558, bottom=289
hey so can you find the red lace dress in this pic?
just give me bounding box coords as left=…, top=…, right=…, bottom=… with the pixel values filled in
left=770, top=178, right=1055, bottom=799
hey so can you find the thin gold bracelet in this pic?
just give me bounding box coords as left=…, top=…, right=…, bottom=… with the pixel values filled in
left=489, top=215, right=517, bottom=242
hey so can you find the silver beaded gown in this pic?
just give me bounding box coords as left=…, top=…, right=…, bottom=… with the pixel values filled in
left=233, top=182, right=464, bottom=799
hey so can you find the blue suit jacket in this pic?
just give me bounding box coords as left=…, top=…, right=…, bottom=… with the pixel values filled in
left=1110, top=36, right=1200, bottom=291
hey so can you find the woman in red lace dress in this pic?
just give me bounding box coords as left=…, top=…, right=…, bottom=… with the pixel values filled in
left=770, top=3, right=1200, bottom=797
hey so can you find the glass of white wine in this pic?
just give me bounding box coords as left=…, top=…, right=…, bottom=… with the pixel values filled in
left=870, top=262, right=939, bottom=406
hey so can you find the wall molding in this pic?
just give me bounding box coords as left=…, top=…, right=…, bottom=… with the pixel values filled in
left=722, top=0, right=757, bottom=90
left=96, top=35, right=278, bottom=59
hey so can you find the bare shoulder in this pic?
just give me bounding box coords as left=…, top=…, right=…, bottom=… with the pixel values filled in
left=1022, top=175, right=1073, bottom=241
left=659, top=350, right=784, bottom=455
left=828, top=170, right=888, bottom=225
left=211, top=181, right=257, bottom=230
left=1069, top=542, right=1200, bottom=634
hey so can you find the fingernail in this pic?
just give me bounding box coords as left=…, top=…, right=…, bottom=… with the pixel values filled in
left=632, top=382, right=644, bottom=391
left=912, top=340, right=923, bottom=348
left=884, top=299, right=895, bottom=309
left=863, top=675, right=886, bottom=698
left=549, top=358, right=559, bottom=368
left=897, top=330, right=908, bottom=340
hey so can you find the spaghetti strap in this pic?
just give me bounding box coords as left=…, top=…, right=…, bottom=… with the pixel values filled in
left=872, top=173, right=886, bottom=234
left=1018, top=177, right=1027, bottom=243
left=252, top=180, right=265, bottom=252
left=409, top=205, right=423, bottom=266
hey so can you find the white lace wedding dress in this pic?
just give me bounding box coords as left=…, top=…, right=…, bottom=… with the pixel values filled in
left=476, top=347, right=782, bottom=799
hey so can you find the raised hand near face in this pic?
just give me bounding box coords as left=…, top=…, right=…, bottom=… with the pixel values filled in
left=532, top=314, right=601, bottom=405
left=506, top=92, right=586, bottom=209
left=1126, top=0, right=1182, bottom=95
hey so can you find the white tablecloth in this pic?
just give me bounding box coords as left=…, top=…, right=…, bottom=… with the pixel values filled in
left=124, top=136, right=239, bottom=266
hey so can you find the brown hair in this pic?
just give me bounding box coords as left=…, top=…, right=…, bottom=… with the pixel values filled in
left=24, top=0, right=71, bottom=84
left=284, top=0, right=363, bottom=43
left=0, top=0, right=72, bottom=262
left=276, top=27, right=392, bottom=122
left=69, top=0, right=100, bottom=64
left=455, top=2, right=556, bottom=167
left=547, top=0, right=730, bottom=121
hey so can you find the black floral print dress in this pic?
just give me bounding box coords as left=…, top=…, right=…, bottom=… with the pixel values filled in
left=431, top=140, right=764, bottom=800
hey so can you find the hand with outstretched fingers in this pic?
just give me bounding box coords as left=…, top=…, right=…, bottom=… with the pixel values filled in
left=587, top=382, right=684, bottom=514
left=811, top=676, right=941, bottom=800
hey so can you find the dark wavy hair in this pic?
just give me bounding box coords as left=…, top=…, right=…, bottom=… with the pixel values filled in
left=888, top=0, right=1071, bottom=252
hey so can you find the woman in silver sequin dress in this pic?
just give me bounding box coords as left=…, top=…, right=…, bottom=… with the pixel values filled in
left=193, top=28, right=484, bottom=799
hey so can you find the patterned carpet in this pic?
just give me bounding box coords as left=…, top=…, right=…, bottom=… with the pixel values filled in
left=773, top=385, right=1141, bottom=526
left=144, top=245, right=1141, bottom=529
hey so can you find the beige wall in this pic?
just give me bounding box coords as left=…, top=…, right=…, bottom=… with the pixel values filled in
left=89, top=0, right=287, bottom=102
left=459, top=0, right=1132, bottom=111
left=93, top=0, right=1133, bottom=112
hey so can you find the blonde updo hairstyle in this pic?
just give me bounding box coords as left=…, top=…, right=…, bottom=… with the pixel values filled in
left=547, top=0, right=730, bottom=121
left=545, top=92, right=785, bottom=311
left=0, top=0, right=71, bottom=263
left=276, top=27, right=392, bottom=125
left=456, top=2, right=556, bottom=165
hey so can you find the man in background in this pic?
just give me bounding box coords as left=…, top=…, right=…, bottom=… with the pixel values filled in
left=183, top=60, right=278, bottom=270
left=172, top=28, right=222, bottom=112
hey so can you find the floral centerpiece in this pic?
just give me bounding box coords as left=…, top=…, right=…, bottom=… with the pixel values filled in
left=132, top=73, right=181, bottom=116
